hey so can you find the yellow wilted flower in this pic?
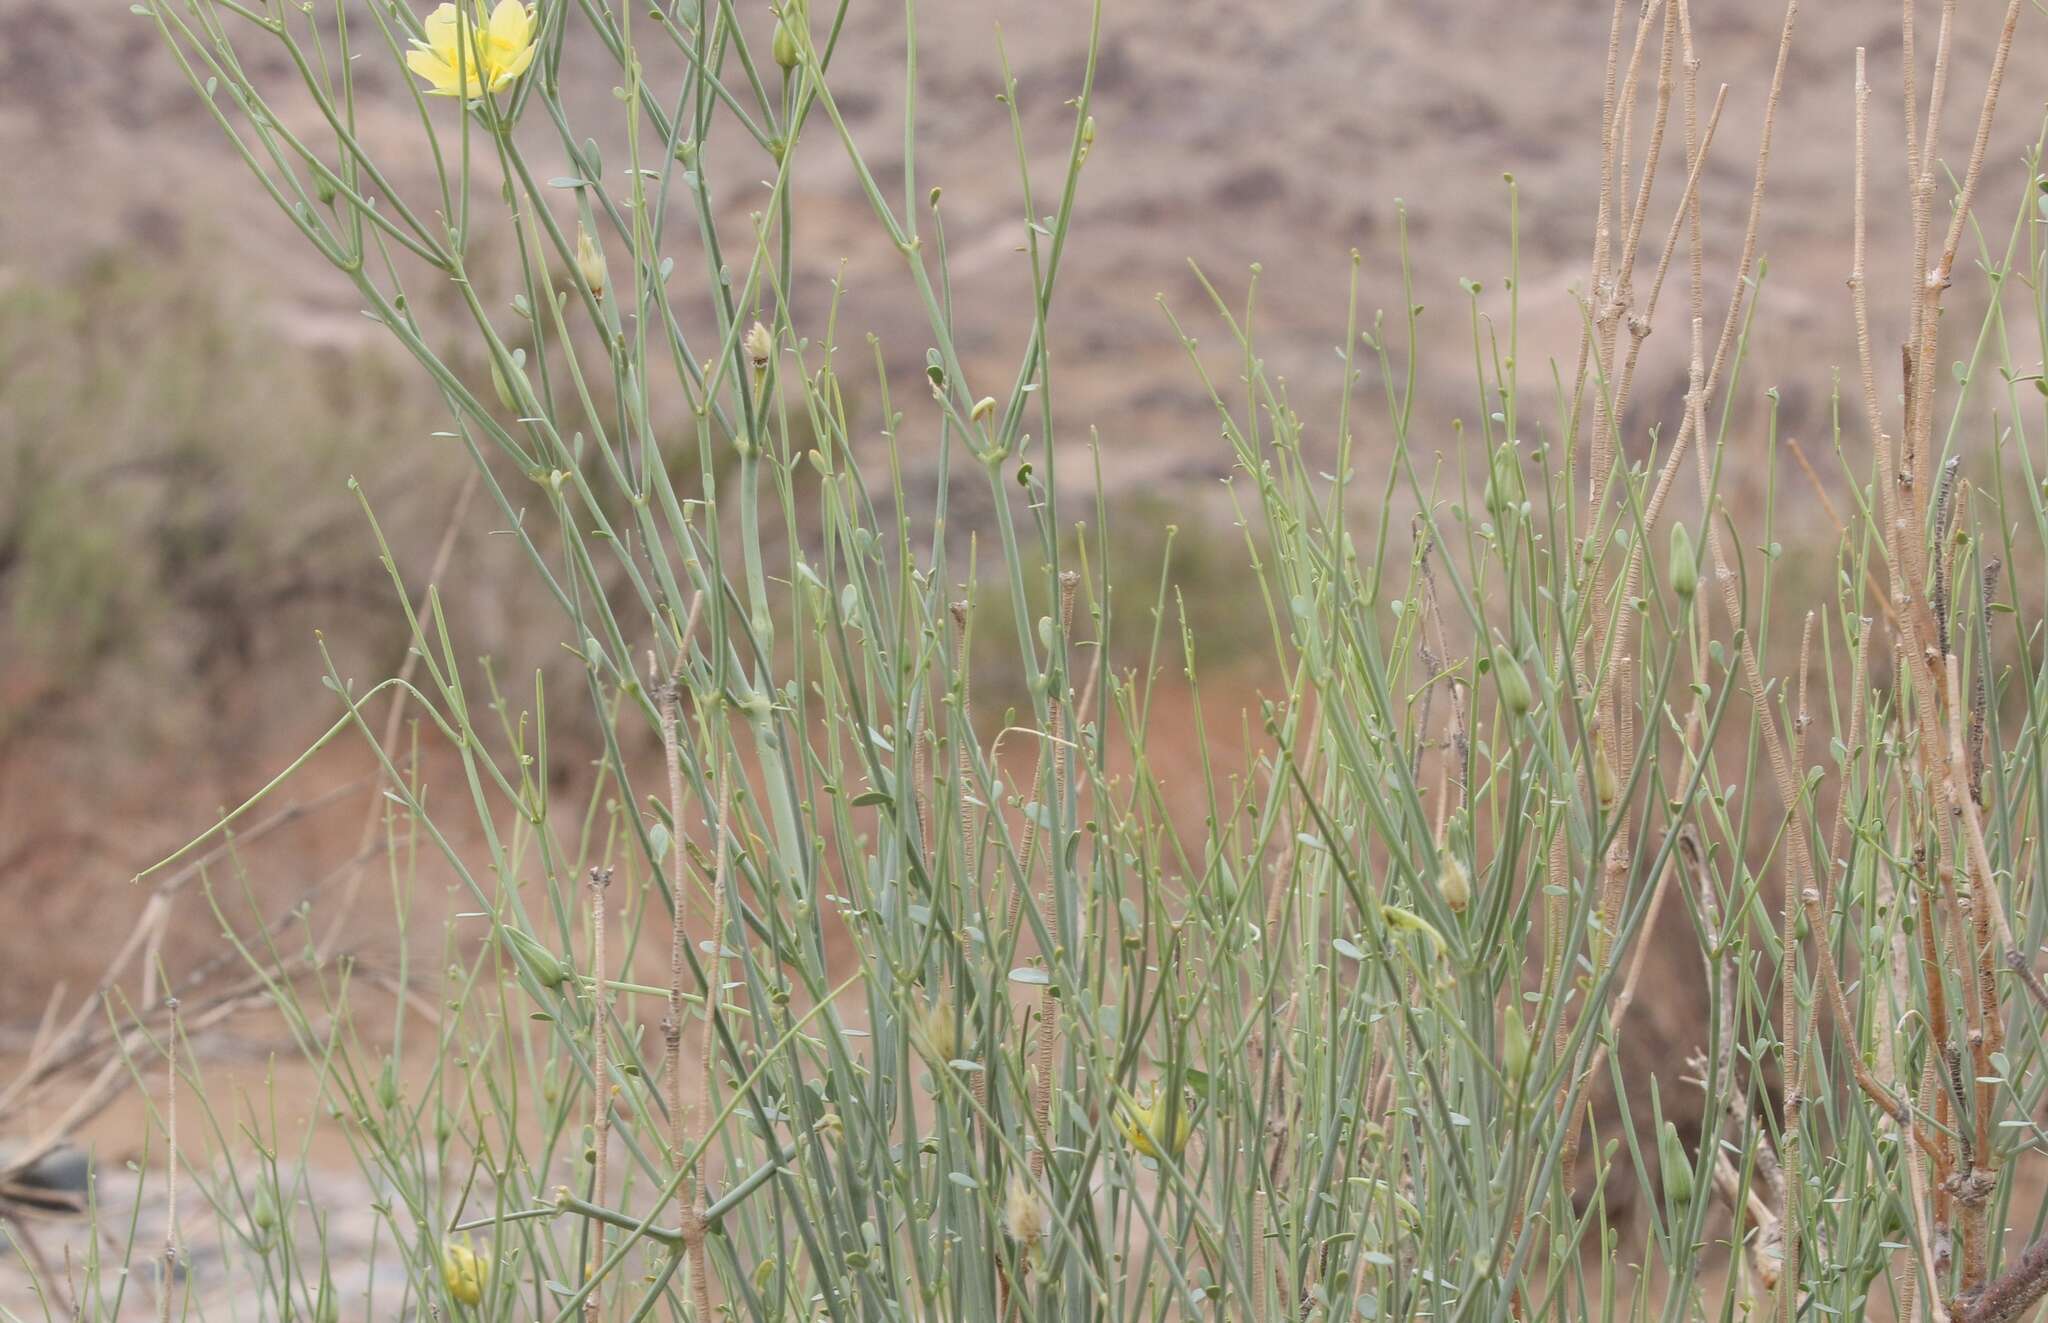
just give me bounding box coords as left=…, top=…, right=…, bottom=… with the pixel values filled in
left=1438, top=851, right=1471, bottom=913
left=1118, top=1087, right=1193, bottom=1160
left=407, top=2, right=538, bottom=99
left=1002, top=1169, right=1046, bottom=1247
left=441, top=1238, right=489, bottom=1306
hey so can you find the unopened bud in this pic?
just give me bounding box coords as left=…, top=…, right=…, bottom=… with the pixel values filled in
left=503, top=925, right=571, bottom=989
left=1591, top=727, right=1620, bottom=810
left=1495, top=651, right=1533, bottom=717
left=1669, top=521, right=1697, bottom=599
left=1485, top=442, right=1524, bottom=517
left=772, top=20, right=799, bottom=70
left=1659, top=1120, right=1694, bottom=1207
left=1502, top=1007, right=1530, bottom=1082
left=489, top=348, right=526, bottom=413
left=575, top=223, right=608, bottom=300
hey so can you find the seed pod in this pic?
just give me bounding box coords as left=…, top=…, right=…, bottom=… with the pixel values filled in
left=772, top=19, right=799, bottom=70
left=1591, top=727, right=1620, bottom=810
left=503, top=925, right=570, bottom=989
left=1438, top=851, right=1471, bottom=913
left=489, top=349, right=525, bottom=413
left=1669, top=521, right=1698, bottom=599
left=250, top=1188, right=278, bottom=1235
left=1658, top=1120, right=1694, bottom=1207
left=1495, top=651, right=1533, bottom=717
left=1502, top=1007, right=1530, bottom=1082
left=574, top=222, right=608, bottom=300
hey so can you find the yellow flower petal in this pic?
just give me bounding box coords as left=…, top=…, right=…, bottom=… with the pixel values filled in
left=420, top=3, right=460, bottom=46
left=405, top=46, right=459, bottom=95
left=493, top=38, right=537, bottom=84
left=488, top=0, right=531, bottom=51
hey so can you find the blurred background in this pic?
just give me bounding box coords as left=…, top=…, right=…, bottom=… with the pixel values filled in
left=4, top=0, right=2046, bottom=1306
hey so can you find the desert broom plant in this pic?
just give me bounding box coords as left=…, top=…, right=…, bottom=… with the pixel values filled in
left=59, top=0, right=2048, bottom=1321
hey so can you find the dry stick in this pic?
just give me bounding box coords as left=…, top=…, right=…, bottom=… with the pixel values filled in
left=1914, top=1053, right=1954, bottom=1323
left=0, top=892, right=171, bottom=1125
left=1549, top=5, right=1635, bottom=1181
left=1909, top=0, right=2021, bottom=536
left=1551, top=68, right=1727, bottom=1202
left=1602, top=81, right=1732, bottom=670
left=1916, top=0, right=2025, bottom=483
left=1675, top=0, right=1908, bottom=1129
left=584, top=867, right=613, bottom=1323
left=1586, top=0, right=1673, bottom=780
left=1944, top=649, right=2024, bottom=1294
left=1597, top=0, right=1680, bottom=541
left=1588, top=0, right=1663, bottom=513
left=1571, top=839, right=1684, bottom=1095
left=1576, top=0, right=1632, bottom=512
left=1782, top=436, right=1847, bottom=542
left=1886, top=4, right=2025, bottom=1273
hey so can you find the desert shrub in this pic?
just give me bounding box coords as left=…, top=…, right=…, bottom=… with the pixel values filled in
left=21, top=1, right=2048, bottom=1321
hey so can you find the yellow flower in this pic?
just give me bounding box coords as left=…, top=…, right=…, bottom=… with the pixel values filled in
left=1118, top=1087, right=1192, bottom=1160
left=441, top=1238, right=489, bottom=1306
left=407, top=2, right=538, bottom=99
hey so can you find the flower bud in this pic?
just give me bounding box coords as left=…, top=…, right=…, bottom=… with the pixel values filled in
left=575, top=223, right=608, bottom=300
left=1495, top=651, right=1533, bottom=718
left=1669, top=521, right=1697, bottom=599
left=772, top=20, right=799, bottom=70
left=489, top=348, right=526, bottom=413
left=1502, top=1007, right=1530, bottom=1083
left=1485, top=442, right=1524, bottom=518
left=1658, top=1120, right=1694, bottom=1207
left=1591, top=727, right=1620, bottom=810
left=503, top=925, right=570, bottom=989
